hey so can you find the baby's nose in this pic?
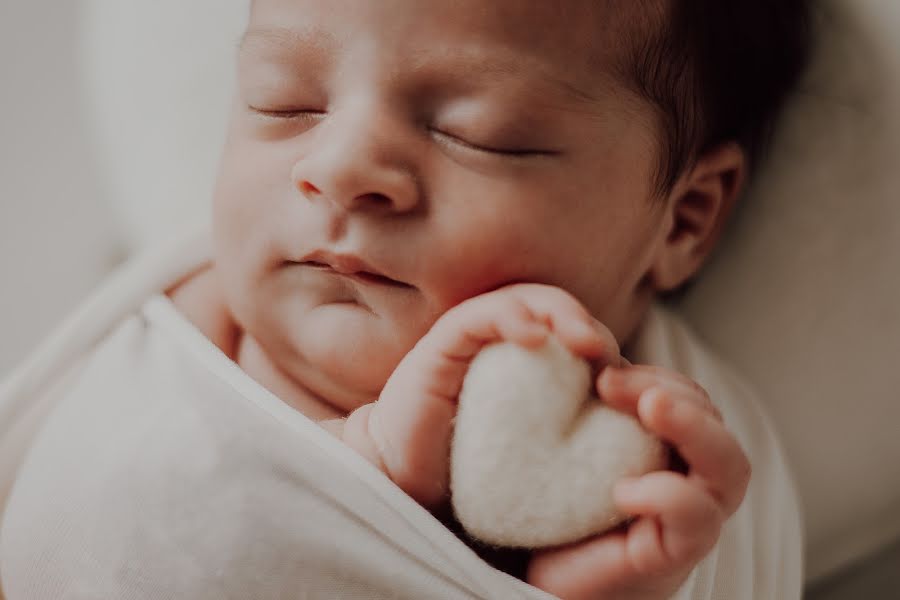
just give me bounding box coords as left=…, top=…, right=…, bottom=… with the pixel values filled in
left=297, top=180, right=320, bottom=196
left=291, top=124, right=421, bottom=214
left=294, top=175, right=411, bottom=213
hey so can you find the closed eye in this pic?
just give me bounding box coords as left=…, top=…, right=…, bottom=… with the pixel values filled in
left=430, top=128, right=557, bottom=158
left=248, top=106, right=327, bottom=121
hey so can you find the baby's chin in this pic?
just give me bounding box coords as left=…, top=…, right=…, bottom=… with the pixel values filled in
left=261, top=301, right=421, bottom=412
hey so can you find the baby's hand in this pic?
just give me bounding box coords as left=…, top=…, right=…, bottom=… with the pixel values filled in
left=526, top=365, right=751, bottom=600
left=340, top=283, right=619, bottom=508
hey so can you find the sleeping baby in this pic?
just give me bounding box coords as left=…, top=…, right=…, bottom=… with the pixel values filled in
left=0, top=1, right=811, bottom=599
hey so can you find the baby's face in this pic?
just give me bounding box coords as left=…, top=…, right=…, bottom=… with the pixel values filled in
left=213, top=0, right=670, bottom=411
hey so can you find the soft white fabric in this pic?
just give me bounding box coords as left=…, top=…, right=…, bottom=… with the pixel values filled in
left=451, top=338, right=666, bottom=548
left=1, top=299, right=539, bottom=599
left=0, top=233, right=802, bottom=599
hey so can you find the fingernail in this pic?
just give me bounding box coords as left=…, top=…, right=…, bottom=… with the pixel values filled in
left=651, top=389, right=671, bottom=417
left=639, top=388, right=667, bottom=420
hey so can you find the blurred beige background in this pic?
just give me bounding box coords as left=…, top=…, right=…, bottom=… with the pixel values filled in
left=0, top=1, right=120, bottom=375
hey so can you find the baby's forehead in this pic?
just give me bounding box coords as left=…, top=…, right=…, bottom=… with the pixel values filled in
left=245, top=0, right=660, bottom=102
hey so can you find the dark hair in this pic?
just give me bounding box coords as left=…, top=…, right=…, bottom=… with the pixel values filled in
left=621, top=1, right=813, bottom=195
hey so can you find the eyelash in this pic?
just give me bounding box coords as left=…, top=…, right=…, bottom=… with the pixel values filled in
left=430, top=129, right=553, bottom=158
left=248, top=106, right=325, bottom=121
left=248, top=106, right=553, bottom=158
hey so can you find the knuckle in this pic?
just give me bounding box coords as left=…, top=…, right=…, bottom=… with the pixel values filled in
left=509, top=295, right=539, bottom=322
left=434, top=302, right=473, bottom=334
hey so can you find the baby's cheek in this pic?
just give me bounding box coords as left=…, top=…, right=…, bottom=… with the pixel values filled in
left=417, top=249, right=533, bottom=311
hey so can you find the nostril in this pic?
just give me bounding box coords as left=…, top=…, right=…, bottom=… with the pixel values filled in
left=357, top=192, right=392, bottom=206
left=298, top=180, right=321, bottom=195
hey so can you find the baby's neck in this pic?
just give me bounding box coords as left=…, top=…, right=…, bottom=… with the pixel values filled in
left=235, top=333, right=347, bottom=421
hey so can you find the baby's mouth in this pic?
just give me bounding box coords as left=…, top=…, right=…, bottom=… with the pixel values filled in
left=302, top=261, right=412, bottom=288
left=293, top=250, right=413, bottom=289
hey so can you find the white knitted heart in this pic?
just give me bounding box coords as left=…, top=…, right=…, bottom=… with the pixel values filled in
left=450, top=337, right=666, bottom=548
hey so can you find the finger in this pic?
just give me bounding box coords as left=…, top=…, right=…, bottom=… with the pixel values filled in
left=371, top=290, right=557, bottom=507
left=371, top=298, right=533, bottom=505
left=491, top=296, right=553, bottom=349
left=600, top=365, right=712, bottom=410
left=597, top=366, right=721, bottom=421
left=506, top=285, right=622, bottom=366
left=624, top=517, right=668, bottom=576
left=528, top=531, right=634, bottom=600
left=637, top=388, right=751, bottom=514
left=365, top=393, right=456, bottom=508
left=425, top=293, right=547, bottom=366
left=615, top=471, right=724, bottom=567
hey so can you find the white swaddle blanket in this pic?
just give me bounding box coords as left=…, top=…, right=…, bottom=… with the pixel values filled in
left=0, top=233, right=803, bottom=599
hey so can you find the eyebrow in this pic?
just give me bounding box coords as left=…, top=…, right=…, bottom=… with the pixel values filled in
left=238, top=25, right=605, bottom=109
left=416, top=46, right=606, bottom=109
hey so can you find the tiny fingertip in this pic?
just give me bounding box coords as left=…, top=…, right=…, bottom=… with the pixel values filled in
left=598, top=367, right=635, bottom=401
left=569, top=320, right=605, bottom=351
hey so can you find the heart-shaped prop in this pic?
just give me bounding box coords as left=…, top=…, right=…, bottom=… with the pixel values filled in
left=450, top=337, right=666, bottom=548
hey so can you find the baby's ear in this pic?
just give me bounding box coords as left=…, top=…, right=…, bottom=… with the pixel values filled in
left=649, top=142, right=746, bottom=292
